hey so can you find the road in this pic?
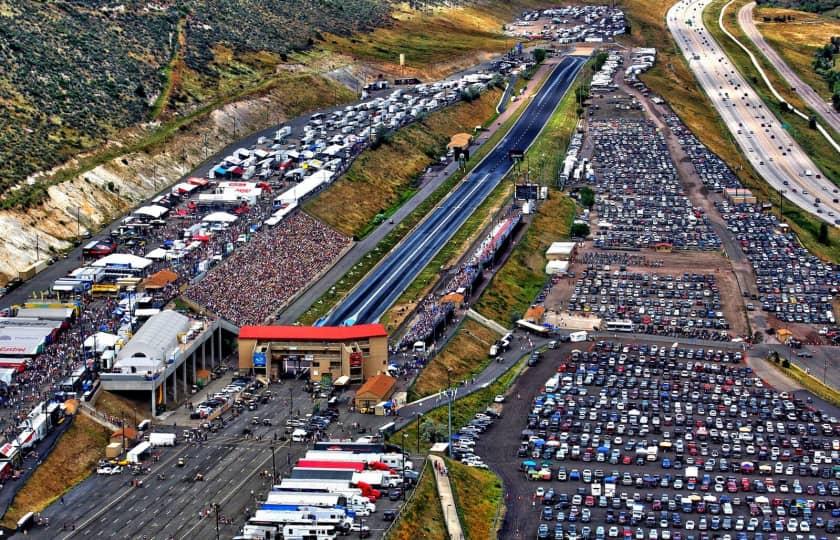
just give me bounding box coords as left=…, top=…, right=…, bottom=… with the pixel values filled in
left=667, top=0, right=840, bottom=225
left=32, top=379, right=403, bottom=540
left=323, top=56, right=587, bottom=326
left=738, top=2, right=840, bottom=137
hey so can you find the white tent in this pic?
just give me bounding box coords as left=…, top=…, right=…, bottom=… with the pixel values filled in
left=202, top=212, right=238, bottom=224
left=134, top=205, right=169, bottom=219
left=145, top=248, right=169, bottom=260
left=91, top=254, right=153, bottom=271
left=84, top=332, right=119, bottom=352
left=0, top=368, right=16, bottom=386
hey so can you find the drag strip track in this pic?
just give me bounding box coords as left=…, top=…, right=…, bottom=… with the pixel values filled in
left=324, top=56, right=586, bottom=326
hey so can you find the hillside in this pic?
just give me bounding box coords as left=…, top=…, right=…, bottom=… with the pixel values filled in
left=0, top=0, right=541, bottom=283
left=756, top=0, right=840, bottom=14
left=0, top=0, right=398, bottom=202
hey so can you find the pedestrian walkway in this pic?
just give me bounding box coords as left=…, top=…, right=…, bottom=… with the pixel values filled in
left=429, top=455, right=464, bottom=540
left=466, top=309, right=509, bottom=335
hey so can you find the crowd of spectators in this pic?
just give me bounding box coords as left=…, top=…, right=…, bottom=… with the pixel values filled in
left=398, top=210, right=521, bottom=349
left=185, top=212, right=350, bottom=327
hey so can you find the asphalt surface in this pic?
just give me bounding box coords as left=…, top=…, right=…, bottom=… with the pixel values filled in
left=30, top=379, right=403, bottom=540
left=477, top=338, right=840, bottom=540
left=738, top=2, right=840, bottom=137
left=324, top=56, right=587, bottom=326
left=667, top=0, right=840, bottom=224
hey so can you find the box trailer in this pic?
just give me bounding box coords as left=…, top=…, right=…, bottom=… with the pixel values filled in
left=265, top=492, right=347, bottom=508
left=148, top=433, right=176, bottom=447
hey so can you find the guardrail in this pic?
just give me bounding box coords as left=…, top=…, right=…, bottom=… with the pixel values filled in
left=382, top=457, right=429, bottom=540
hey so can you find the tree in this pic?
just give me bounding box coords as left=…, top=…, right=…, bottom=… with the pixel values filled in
left=570, top=223, right=590, bottom=238
left=782, top=358, right=791, bottom=369
left=809, top=116, right=818, bottom=129
left=420, top=419, right=446, bottom=443
left=592, top=51, right=609, bottom=73
left=818, top=222, right=830, bottom=245
left=579, top=186, right=595, bottom=208
left=532, top=48, right=547, bottom=64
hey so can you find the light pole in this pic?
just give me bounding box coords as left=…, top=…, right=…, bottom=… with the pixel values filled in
left=270, top=445, right=277, bottom=483
left=416, top=413, right=421, bottom=454
left=213, top=502, right=220, bottom=540
left=401, top=433, right=408, bottom=500
left=446, top=368, right=453, bottom=457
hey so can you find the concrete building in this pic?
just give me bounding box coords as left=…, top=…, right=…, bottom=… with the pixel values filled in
left=546, top=241, right=577, bottom=261
left=99, top=310, right=233, bottom=416
left=238, top=324, right=389, bottom=384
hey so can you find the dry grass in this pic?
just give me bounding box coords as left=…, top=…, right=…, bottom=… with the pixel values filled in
left=754, top=6, right=840, bottom=101
left=411, top=320, right=501, bottom=399
left=323, top=2, right=525, bottom=80
left=1, top=415, right=110, bottom=528
left=306, top=88, right=502, bottom=237
left=387, top=462, right=446, bottom=540
left=448, top=459, right=505, bottom=540
left=95, top=391, right=147, bottom=427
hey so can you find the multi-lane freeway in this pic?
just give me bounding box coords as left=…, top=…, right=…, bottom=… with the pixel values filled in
left=668, top=0, right=840, bottom=224
left=324, top=56, right=586, bottom=326
left=738, top=1, right=840, bottom=136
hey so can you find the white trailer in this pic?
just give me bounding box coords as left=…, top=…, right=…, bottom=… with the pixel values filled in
left=352, top=471, right=402, bottom=488
left=569, top=331, right=588, bottom=342
left=265, top=492, right=346, bottom=508
left=148, top=432, right=176, bottom=447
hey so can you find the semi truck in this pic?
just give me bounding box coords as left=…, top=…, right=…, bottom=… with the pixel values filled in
left=295, top=460, right=367, bottom=472
left=290, top=468, right=401, bottom=488
left=148, top=433, right=176, bottom=447
left=265, top=492, right=347, bottom=509
left=303, top=450, right=413, bottom=470
left=313, top=441, right=386, bottom=453
left=275, top=479, right=380, bottom=501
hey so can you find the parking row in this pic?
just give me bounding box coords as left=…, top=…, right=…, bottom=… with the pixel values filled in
left=564, top=269, right=731, bottom=340
left=663, top=111, right=839, bottom=331
left=589, top=119, right=721, bottom=251
left=512, top=341, right=839, bottom=539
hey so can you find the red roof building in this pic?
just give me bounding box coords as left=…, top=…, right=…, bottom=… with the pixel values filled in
left=238, top=325, right=388, bottom=385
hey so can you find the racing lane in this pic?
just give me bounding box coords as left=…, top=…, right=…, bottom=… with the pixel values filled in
left=324, top=56, right=586, bottom=326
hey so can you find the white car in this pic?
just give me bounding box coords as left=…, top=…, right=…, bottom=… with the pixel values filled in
left=97, top=466, right=122, bottom=475
left=494, top=395, right=505, bottom=403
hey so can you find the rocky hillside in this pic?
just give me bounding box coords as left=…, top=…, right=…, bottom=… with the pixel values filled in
left=0, top=0, right=398, bottom=204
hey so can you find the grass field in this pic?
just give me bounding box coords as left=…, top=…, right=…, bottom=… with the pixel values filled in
left=95, top=391, right=147, bottom=427
left=613, top=0, right=840, bottom=264
left=1, top=415, right=109, bottom=529
left=395, top=356, right=526, bottom=455
left=305, top=88, right=502, bottom=238
left=386, top=462, right=446, bottom=540
left=410, top=319, right=501, bottom=400
left=753, top=6, right=840, bottom=102
left=322, top=1, right=540, bottom=80
left=448, top=459, right=505, bottom=540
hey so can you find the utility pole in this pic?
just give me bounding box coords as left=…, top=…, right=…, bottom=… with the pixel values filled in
left=76, top=207, right=81, bottom=240
left=214, top=503, right=220, bottom=540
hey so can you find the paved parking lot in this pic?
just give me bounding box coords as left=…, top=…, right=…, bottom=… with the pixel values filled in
left=588, top=118, right=721, bottom=252
left=663, top=111, right=839, bottom=341
left=478, top=340, right=840, bottom=540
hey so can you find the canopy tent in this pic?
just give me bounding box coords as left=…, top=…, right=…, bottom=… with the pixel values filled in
left=91, top=254, right=153, bottom=271
left=0, top=368, right=15, bottom=386
left=202, top=212, right=238, bottom=224
left=145, top=248, right=168, bottom=260
left=133, top=205, right=169, bottom=219
left=84, top=332, right=119, bottom=352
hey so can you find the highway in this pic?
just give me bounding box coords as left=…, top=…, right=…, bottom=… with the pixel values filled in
left=667, top=0, right=840, bottom=225
left=738, top=2, right=840, bottom=137
left=324, top=56, right=586, bottom=326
